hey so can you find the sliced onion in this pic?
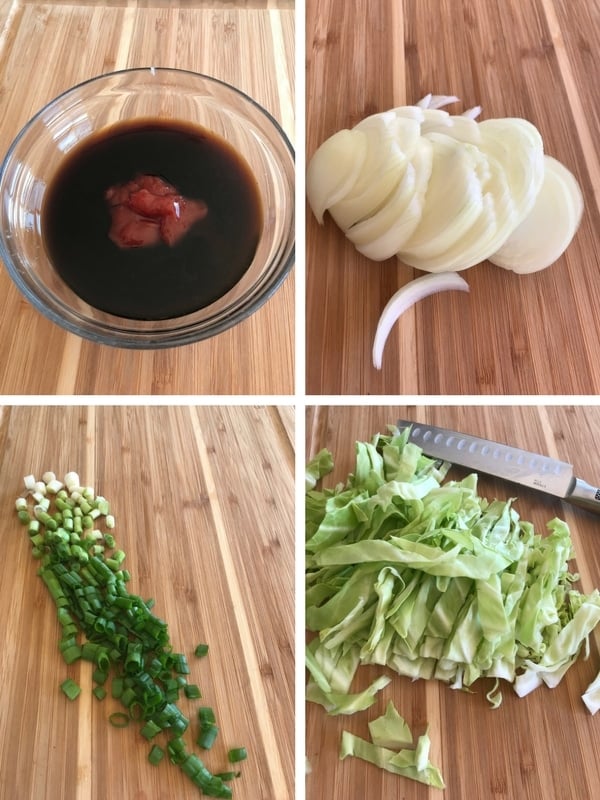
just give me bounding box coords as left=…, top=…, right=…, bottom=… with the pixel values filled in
left=355, top=112, right=422, bottom=161
left=462, top=105, right=482, bottom=120
left=372, top=272, right=470, bottom=369
left=389, top=105, right=426, bottom=124
left=477, top=118, right=545, bottom=230
left=306, top=128, right=368, bottom=223
left=420, top=108, right=452, bottom=126
left=416, top=94, right=460, bottom=109
left=398, top=133, right=486, bottom=261
left=421, top=114, right=482, bottom=145
left=428, top=94, right=461, bottom=109
left=329, top=117, right=413, bottom=230
left=329, top=144, right=407, bottom=230
left=416, top=93, right=433, bottom=108
left=400, top=150, right=518, bottom=272
left=489, top=155, right=584, bottom=273
left=348, top=138, right=433, bottom=260
left=307, top=95, right=583, bottom=281
left=346, top=162, right=418, bottom=251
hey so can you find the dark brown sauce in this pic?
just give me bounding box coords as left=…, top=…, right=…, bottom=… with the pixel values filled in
left=42, top=118, right=263, bottom=320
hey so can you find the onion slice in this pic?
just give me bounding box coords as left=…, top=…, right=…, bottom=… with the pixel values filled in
left=372, top=272, right=470, bottom=369
left=462, top=105, right=482, bottom=120
left=416, top=94, right=460, bottom=110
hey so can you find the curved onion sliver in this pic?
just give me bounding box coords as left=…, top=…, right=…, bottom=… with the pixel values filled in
left=461, top=105, right=482, bottom=120
left=372, top=272, right=470, bottom=369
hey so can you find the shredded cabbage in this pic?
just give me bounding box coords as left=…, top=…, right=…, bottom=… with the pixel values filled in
left=340, top=725, right=445, bottom=789
left=368, top=700, right=413, bottom=747
left=306, top=425, right=600, bottom=718
left=582, top=670, right=600, bottom=714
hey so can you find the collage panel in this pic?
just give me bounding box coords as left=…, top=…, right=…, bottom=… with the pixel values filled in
left=305, top=0, right=600, bottom=395
left=0, top=404, right=294, bottom=800
left=2, top=1, right=600, bottom=799
left=0, top=0, right=295, bottom=396
left=306, top=405, right=600, bottom=798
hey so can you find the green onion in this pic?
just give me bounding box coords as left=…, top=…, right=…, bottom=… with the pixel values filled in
left=61, top=644, right=82, bottom=665
left=92, top=667, right=108, bottom=685
left=93, top=686, right=107, bottom=701
left=228, top=748, right=247, bottom=763
left=197, top=723, right=219, bottom=750
left=140, top=720, right=162, bottom=740
left=109, top=712, right=130, bottom=728
left=15, top=472, right=239, bottom=796
left=167, top=736, right=187, bottom=765
left=60, top=678, right=81, bottom=701
left=171, top=653, right=190, bottom=675
left=103, top=533, right=115, bottom=548
left=198, top=707, right=216, bottom=725
left=148, top=744, right=165, bottom=765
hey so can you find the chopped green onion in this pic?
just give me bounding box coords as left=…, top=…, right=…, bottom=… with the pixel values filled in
left=228, top=748, right=247, bottom=764
left=140, top=720, right=162, bottom=740
left=92, top=668, right=108, bottom=685
left=46, top=478, right=64, bottom=494
left=197, top=723, right=219, bottom=750
left=103, top=533, right=115, bottom=548
left=109, top=712, right=130, bottom=728
left=60, top=678, right=81, bottom=701
left=15, top=472, right=240, bottom=797
left=148, top=744, right=165, bottom=765
left=93, top=686, right=107, bottom=701
left=167, top=736, right=188, bottom=765
left=61, top=644, right=82, bottom=665
left=171, top=653, right=190, bottom=675
left=198, top=707, right=216, bottom=725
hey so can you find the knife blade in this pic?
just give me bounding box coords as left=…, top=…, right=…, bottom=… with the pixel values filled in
left=397, top=419, right=600, bottom=514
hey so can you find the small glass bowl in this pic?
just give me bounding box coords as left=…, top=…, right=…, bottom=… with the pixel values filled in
left=0, top=68, right=295, bottom=348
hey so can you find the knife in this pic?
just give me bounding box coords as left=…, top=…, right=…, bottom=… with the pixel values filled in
left=397, top=419, right=600, bottom=514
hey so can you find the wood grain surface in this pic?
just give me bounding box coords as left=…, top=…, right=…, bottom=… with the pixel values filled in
left=306, top=0, right=600, bottom=395
left=306, top=405, right=600, bottom=800
left=0, top=405, right=294, bottom=800
left=0, top=1, right=294, bottom=395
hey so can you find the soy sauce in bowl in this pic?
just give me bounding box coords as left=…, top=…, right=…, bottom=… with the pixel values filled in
left=42, top=118, right=263, bottom=320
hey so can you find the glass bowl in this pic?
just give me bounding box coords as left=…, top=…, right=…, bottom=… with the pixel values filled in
left=0, top=68, right=295, bottom=348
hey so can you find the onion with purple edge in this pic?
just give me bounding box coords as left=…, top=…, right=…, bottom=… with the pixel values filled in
left=372, top=272, right=470, bottom=370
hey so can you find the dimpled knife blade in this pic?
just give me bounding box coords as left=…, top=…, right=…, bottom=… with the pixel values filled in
left=397, top=419, right=600, bottom=514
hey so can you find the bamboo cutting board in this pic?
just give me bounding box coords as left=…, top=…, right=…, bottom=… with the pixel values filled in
left=0, top=405, right=294, bottom=800
left=306, top=0, right=600, bottom=395
left=306, top=405, right=600, bottom=800
left=0, top=1, right=294, bottom=395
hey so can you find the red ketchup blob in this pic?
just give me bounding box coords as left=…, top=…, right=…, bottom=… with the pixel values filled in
left=105, top=175, right=208, bottom=248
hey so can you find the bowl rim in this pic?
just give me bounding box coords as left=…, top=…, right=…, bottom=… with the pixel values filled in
left=0, top=66, right=295, bottom=349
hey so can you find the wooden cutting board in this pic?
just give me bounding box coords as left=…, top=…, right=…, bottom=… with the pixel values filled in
left=0, top=405, right=294, bottom=800
left=306, top=405, right=600, bottom=800
left=306, top=0, right=600, bottom=395
left=0, top=1, right=294, bottom=395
